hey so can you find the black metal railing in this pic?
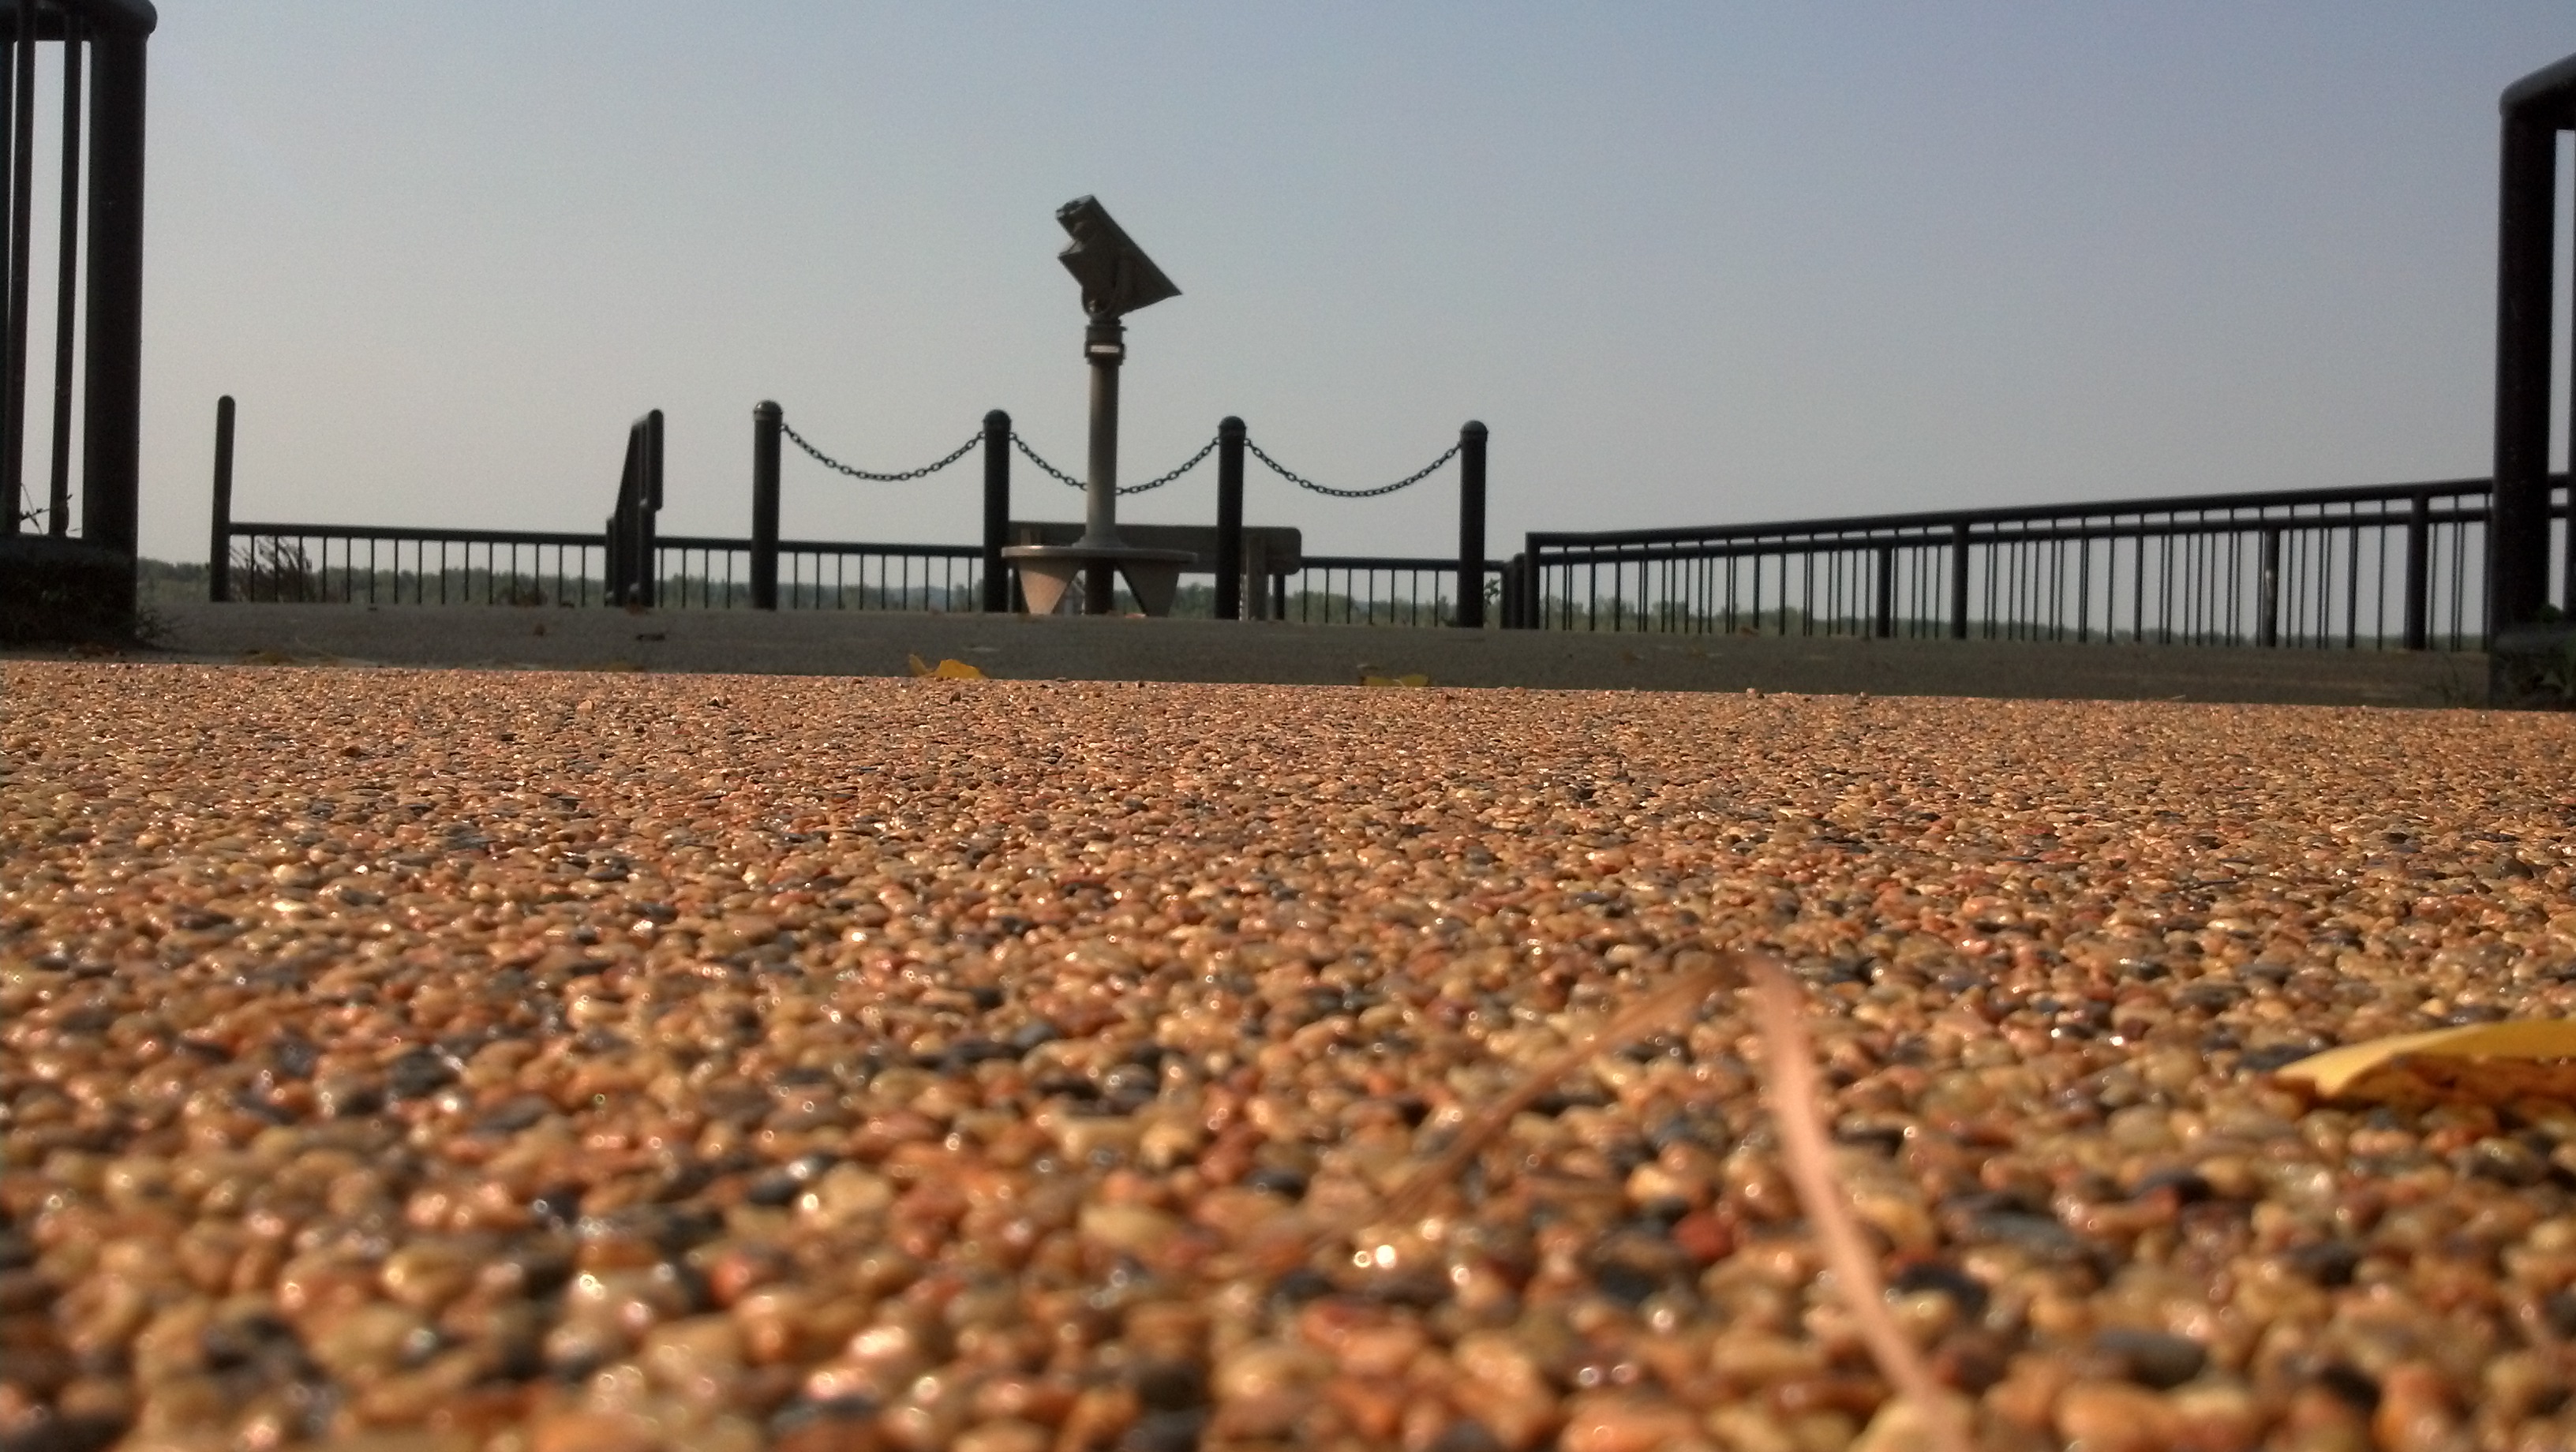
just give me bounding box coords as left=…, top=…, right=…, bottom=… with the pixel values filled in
left=216, top=524, right=996, bottom=615
left=219, top=524, right=606, bottom=606
left=1290, top=556, right=1507, bottom=627
left=208, top=395, right=2576, bottom=654
left=652, top=537, right=987, bottom=612
left=1511, top=477, right=2574, bottom=650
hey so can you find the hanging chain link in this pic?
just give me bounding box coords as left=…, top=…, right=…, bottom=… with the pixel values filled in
left=1123, top=436, right=1219, bottom=494
left=778, top=418, right=981, bottom=481
left=1011, top=432, right=1219, bottom=496
left=1244, top=437, right=1460, bottom=499
left=1009, top=432, right=1084, bottom=488
left=777, top=410, right=1451, bottom=503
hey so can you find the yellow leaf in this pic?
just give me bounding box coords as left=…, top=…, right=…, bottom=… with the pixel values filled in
left=907, top=655, right=987, bottom=680
left=2275, top=1020, right=2576, bottom=1105
left=1361, top=673, right=1430, bottom=688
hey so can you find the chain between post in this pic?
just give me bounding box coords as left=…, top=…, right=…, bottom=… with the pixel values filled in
left=1244, top=437, right=1460, bottom=499
left=1012, top=432, right=1216, bottom=496
left=778, top=417, right=981, bottom=481
left=776, top=412, right=1454, bottom=502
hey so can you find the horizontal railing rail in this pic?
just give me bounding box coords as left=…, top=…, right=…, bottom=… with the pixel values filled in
left=228, top=522, right=601, bottom=547
left=1518, top=477, right=2574, bottom=651
left=1527, top=476, right=2514, bottom=548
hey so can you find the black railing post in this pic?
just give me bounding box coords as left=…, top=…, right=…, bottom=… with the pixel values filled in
left=2403, top=491, right=2431, bottom=650
left=2564, top=474, right=2575, bottom=621
left=0, top=19, right=13, bottom=526
left=1870, top=544, right=1894, bottom=638
left=208, top=395, right=234, bottom=601
left=2492, top=105, right=2559, bottom=635
left=751, top=401, right=781, bottom=609
left=3, top=0, right=34, bottom=541
left=1455, top=421, right=1487, bottom=627
left=1215, top=416, right=1246, bottom=620
left=81, top=2, right=149, bottom=559
left=980, top=409, right=1010, bottom=612
left=44, top=5, right=78, bottom=538
left=2257, top=526, right=2282, bottom=647
left=1947, top=522, right=1971, bottom=638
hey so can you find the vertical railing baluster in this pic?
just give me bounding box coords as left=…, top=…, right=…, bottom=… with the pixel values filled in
left=2402, top=491, right=2431, bottom=649
left=1948, top=522, right=1970, bottom=639
left=2075, top=533, right=2091, bottom=642
left=1871, top=543, right=1893, bottom=638
left=2257, top=526, right=2281, bottom=648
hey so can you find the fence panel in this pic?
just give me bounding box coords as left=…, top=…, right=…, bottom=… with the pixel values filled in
left=1525, top=479, right=2561, bottom=649
left=1290, top=556, right=1505, bottom=627
left=769, top=541, right=984, bottom=612
left=225, top=525, right=605, bottom=606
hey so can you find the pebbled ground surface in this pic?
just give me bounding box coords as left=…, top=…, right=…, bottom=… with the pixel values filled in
left=4, top=661, right=2576, bottom=1452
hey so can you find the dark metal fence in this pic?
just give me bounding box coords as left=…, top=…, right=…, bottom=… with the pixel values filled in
left=206, top=390, right=2576, bottom=653
left=216, top=524, right=994, bottom=614
left=206, top=399, right=1500, bottom=625
left=218, top=524, right=606, bottom=606
left=651, top=536, right=986, bottom=612
left=1290, top=555, right=1504, bottom=627
left=1509, top=477, right=2574, bottom=651
left=212, top=520, right=1507, bottom=624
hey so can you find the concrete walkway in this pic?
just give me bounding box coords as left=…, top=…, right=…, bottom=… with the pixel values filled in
left=24, top=600, right=2482, bottom=706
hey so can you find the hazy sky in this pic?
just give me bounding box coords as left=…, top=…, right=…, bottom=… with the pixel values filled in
left=51, top=4, right=2576, bottom=561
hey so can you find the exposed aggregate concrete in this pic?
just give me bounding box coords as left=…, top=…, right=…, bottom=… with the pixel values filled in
left=6, top=661, right=2576, bottom=1452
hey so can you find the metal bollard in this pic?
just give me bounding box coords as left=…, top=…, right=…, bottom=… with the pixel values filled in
left=1215, top=417, right=1245, bottom=619
left=1455, top=421, right=1487, bottom=627
left=981, top=410, right=1011, bottom=612
left=752, top=402, right=781, bottom=609
left=208, top=395, right=234, bottom=601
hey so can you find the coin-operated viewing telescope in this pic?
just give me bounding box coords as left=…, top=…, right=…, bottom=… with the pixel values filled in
left=1057, top=195, right=1179, bottom=323
left=1003, top=196, right=1194, bottom=615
